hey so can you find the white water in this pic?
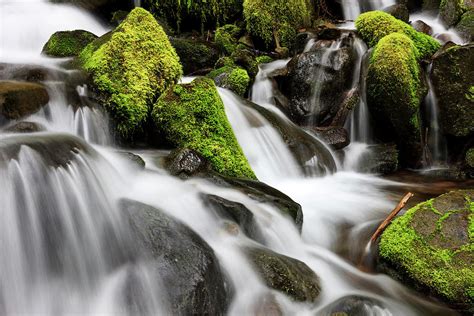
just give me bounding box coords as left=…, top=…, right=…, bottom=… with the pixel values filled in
left=410, top=13, right=466, bottom=45
left=0, top=1, right=461, bottom=315
left=342, top=0, right=396, bottom=21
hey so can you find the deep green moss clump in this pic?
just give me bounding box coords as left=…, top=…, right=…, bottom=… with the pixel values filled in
left=208, top=66, right=250, bottom=96
left=243, top=0, right=312, bottom=49
left=367, top=33, right=423, bottom=165
left=42, top=30, right=97, bottom=57
left=152, top=77, right=256, bottom=179
left=379, top=190, right=474, bottom=310
left=356, top=11, right=440, bottom=59
left=79, top=8, right=182, bottom=138
left=215, top=24, right=242, bottom=55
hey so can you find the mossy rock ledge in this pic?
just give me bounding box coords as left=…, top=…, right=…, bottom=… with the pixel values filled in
left=366, top=33, right=425, bottom=166
left=42, top=30, right=97, bottom=57
left=79, top=8, right=182, bottom=139
left=152, top=77, right=256, bottom=180
left=377, top=190, right=474, bottom=312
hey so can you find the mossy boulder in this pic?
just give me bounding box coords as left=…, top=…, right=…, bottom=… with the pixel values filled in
left=142, top=0, right=242, bottom=33
left=208, top=66, right=250, bottom=96
left=440, top=0, right=472, bottom=27
left=355, top=11, right=441, bottom=59
left=79, top=8, right=182, bottom=139
left=42, top=30, right=97, bottom=58
left=367, top=33, right=425, bottom=166
left=466, top=148, right=474, bottom=168
left=455, top=10, right=474, bottom=42
left=246, top=247, right=321, bottom=302
left=170, top=37, right=219, bottom=75
left=0, top=81, right=49, bottom=126
left=152, top=77, right=255, bottom=179
left=378, top=190, right=474, bottom=312
left=215, top=24, right=242, bottom=55
left=431, top=43, right=474, bottom=137
left=243, top=0, right=312, bottom=49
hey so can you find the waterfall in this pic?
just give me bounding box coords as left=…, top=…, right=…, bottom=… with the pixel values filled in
left=341, top=0, right=396, bottom=21
left=422, top=65, right=448, bottom=168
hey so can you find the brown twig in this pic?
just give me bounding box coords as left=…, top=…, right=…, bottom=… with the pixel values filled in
left=370, top=192, right=414, bottom=243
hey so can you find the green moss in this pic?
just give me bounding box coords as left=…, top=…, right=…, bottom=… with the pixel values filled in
left=215, top=56, right=236, bottom=68
left=356, top=11, right=441, bottom=59
left=227, top=68, right=250, bottom=96
left=170, top=37, right=219, bottom=74
left=152, top=77, right=256, bottom=179
left=379, top=190, right=474, bottom=307
left=440, top=0, right=469, bottom=26
left=143, top=0, right=242, bottom=33
left=42, top=30, right=97, bottom=57
left=215, top=24, right=242, bottom=55
left=466, top=148, right=474, bottom=168
left=79, top=8, right=182, bottom=139
left=243, top=0, right=312, bottom=49
left=367, top=33, right=422, bottom=144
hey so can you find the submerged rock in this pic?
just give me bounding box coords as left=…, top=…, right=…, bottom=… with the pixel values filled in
left=153, top=77, right=255, bottom=179
left=79, top=8, right=182, bottom=139
left=0, top=81, right=49, bottom=125
left=431, top=43, right=474, bottom=138
left=319, top=295, right=387, bottom=316
left=4, top=121, right=45, bottom=133
left=42, top=30, right=97, bottom=57
left=377, top=190, right=474, bottom=312
left=245, top=247, right=321, bottom=302
left=121, top=199, right=230, bottom=315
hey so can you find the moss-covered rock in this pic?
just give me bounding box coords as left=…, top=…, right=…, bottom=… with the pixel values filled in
left=215, top=24, right=242, bottom=55
left=455, top=10, right=474, bottom=42
left=367, top=33, right=424, bottom=166
left=42, top=30, right=97, bottom=58
left=355, top=11, right=441, bottom=59
left=246, top=247, right=321, bottom=302
left=142, top=0, right=242, bottom=33
left=209, top=66, right=250, bottom=96
left=79, top=8, right=182, bottom=139
left=440, top=0, right=472, bottom=27
left=378, top=190, right=474, bottom=312
left=152, top=77, right=255, bottom=179
left=431, top=43, right=474, bottom=137
left=243, top=0, right=312, bottom=49
left=170, top=37, right=219, bottom=75
left=466, top=148, right=474, bottom=168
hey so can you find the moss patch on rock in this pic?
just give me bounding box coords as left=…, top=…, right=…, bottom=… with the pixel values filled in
left=43, top=30, right=97, bottom=57
left=209, top=66, right=250, bottom=96
left=466, top=148, right=474, bottom=168
left=170, top=37, right=219, bottom=74
left=215, top=24, right=242, bottom=55
left=379, top=190, right=474, bottom=311
left=243, top=0, right=312, bottom=49
left=367, top=33, right=424, bottom=165
left=355, top=11, right=440, bottom=59
left=79, top=8, right=182, bottom=139
left=152, top=77, right=255, bottom=179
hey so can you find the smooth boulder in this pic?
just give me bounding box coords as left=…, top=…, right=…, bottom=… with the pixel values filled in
left=0, top=81, right=49, bottom=125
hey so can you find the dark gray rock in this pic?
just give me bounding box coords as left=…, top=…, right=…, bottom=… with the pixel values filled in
left=384, top=4, right=410, bottom=22
left=4, top=121, right=45, bottom=133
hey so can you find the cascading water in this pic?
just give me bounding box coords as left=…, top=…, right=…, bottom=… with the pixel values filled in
left=0, top=0, right=465, bottom=315
left=341, top=0, right=396, bottom=21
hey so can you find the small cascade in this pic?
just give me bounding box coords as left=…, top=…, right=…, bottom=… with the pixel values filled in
left=219, top=88, right=303, bottom=183
left=134, top=0, right=142, bottom=7
left=410, top=13, right=466, bottom=45
left=342, top=0, right=396, bottom=21
left=250, top=59, right=290, bottom=106
left=422, top=66, right=448, bottom=168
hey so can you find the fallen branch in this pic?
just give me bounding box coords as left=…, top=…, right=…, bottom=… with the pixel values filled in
left=370, top=192, right=414, bottom=243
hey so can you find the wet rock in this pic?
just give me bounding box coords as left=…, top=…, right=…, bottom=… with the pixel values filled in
left=253, top=293, right=282, bottom=316
left=42, top=30, right=97, bottom=57
left=245, top=247, right=321, bottom=302
left=318, top=28, right=342, bottom=41
left=329, top=87, right=360, bottom=127
left=202, top=194, right=265, bottom=243
left=455, top=10, right=474, bottom=42
left=377, top=190, right=474, bottom=313
left=4, top=121, right=45, bottom=133
left=165, top=148, right=304, bottom=230
left=166, top=148, right=211, bottom=178
left=119, top=152, right=145, bottom=170
left=0, top=81, right=49, bottom=125
left=170, top=37, right=219, bottom=75
left=312, top=126, right=349, bottom=150
left=360, top=144, right=399, bottom=174
left=279, top=34, right=357, bottom=127
left=121, top=199, right=230, bottom=315
left=384, top=4, right=409, bottom=22
left=0, top=63, right=66, bottom=82
left=411, top=20, right=433, bottom=35
left=0, top=133, right=91, bottom=168
left=291, top=31, right=318, bottom=55
left=319, top=295, right=387, bottom=316
left=431, top=43, right=474, bottom=138
left=440, top=0, right=471, bottom=27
